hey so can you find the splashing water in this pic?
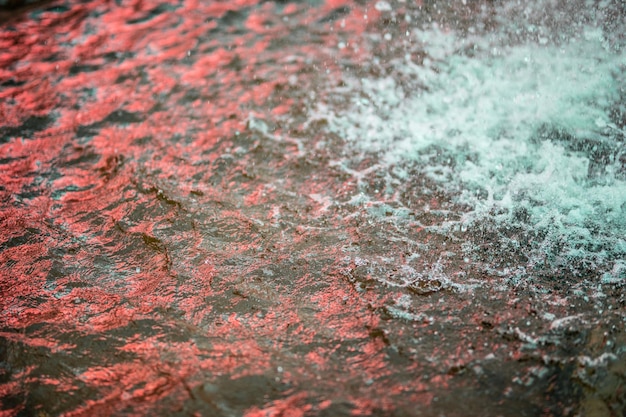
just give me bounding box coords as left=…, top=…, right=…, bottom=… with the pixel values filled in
left=327, top=0, right=626, bottom=280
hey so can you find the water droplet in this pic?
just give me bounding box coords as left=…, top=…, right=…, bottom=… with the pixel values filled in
left=375, top=1, right=392, bottom=12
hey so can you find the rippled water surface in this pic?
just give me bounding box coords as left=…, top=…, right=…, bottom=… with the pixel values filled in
left=1, top=1, right=625, bottom=416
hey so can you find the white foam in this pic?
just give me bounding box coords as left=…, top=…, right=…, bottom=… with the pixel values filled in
left=327, top=2, right=626, bottom=277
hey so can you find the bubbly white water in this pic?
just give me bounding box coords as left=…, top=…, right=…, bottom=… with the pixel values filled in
left=327, top=1, right=626, bottom=281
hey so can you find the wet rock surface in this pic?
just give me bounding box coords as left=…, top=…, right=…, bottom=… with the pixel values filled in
left=0, top=1, right=624, bottom=416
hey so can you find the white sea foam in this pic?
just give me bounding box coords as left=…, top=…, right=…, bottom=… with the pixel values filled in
left=327, top=1, right=626, bottom=279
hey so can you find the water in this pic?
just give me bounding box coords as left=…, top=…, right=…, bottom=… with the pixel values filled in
left=0, top=1, right=624, bottom=416
left=327, top=0, right=626, bottom=282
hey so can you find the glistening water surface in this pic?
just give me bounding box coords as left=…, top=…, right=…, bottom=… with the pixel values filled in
left=0, top=0, right=624, bottom=416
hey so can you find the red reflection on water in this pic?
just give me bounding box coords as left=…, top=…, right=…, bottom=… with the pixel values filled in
left=0, top=0, right=600, bottom=416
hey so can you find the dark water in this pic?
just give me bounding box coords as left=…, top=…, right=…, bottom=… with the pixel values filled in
left=0, top=1, right=624, bottom=416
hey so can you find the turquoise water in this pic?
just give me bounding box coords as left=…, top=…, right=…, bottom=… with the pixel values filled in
left=327, top=0, right=626, bottom=282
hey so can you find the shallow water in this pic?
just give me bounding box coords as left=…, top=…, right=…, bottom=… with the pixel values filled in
left=0, top=1, right=624, bottom=416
